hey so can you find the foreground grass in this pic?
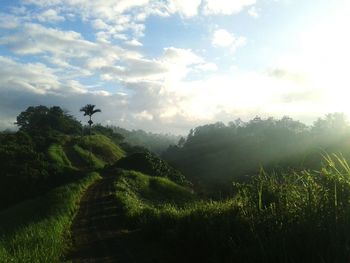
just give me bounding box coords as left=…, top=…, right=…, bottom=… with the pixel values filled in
left=115, top=154, right=350, bottom=263
left=0, top=172, right=101, bottom=263
left=115, top=170, right=246, bottom=262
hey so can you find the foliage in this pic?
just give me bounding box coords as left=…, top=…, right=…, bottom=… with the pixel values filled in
left=112, top=126, right=181, bottom=154
left=48, top=144, right=72, bottom=167
left=46, top=135, right=125, bottom=170
left=114, top=155, right=350, bottom=262
left=16, top=105, right=81, bottom=135
left=0, top=172, right=101, bottom=263
left=163, top=114, right=350, bottom=194
left=72, top=144, right=106, bottom=169
left=75, top=134, right=125, bottom=164
left=113, top=152, right=190, bottom=186
left=91, top=124, right=124, bottom=143
left=0, top=131, right=51, bottom=209
left=80, top=104, right=101, bottom=129
left=114, top=170, right=196, bottom=222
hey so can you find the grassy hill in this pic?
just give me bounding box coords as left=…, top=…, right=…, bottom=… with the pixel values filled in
left=4, top=106, right=350, bottom=262
left=111, top=154, right=350, bottom=263
left=112, top=152, right=190, bottom=186
left=48, top=134, right=125, bottom=169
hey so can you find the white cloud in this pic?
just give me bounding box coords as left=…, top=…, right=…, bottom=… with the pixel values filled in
left=161, top=47, right=208, bottom=82
left=248, top=6, right=259, bottom=18
left=37, top=9, right=65, bottom=23
left=196, top=63, right=218, bottom=72
left=212, top=29, right=246, bottom=52
left=168, top=0, right=202, bottom=17
left=21, top=0, right=166, bottom=42
left=0, top=56, right=67, bottom=94
left=162, top=47, right=204, bottom=66
left=203, top=0, right=256, bottom=15
left=91, top=19, right=109, bottom=30
left=134, top=110, right=154, bottom=121
left=125, top=39, right=143, bottom=47
left=0, top=14, right=20, bottom=29
left=0, top=23, right=97, bottom=57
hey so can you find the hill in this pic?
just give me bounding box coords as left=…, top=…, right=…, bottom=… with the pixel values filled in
left=163, top=114, right=350, bottom=194
left=4, top=105, right=350, bottom=262
left=48, top=134, right=125, bottom=169
left=111, top=155, right=350, bottom=263
left=111, top=152, right=190, bottom=186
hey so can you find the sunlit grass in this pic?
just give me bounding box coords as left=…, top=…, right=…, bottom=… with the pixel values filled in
left=0, top=172, right=101, bottom=263
left=76, top=134, right=125, bottom=163
left=115, top=154, right=350, bottom=262
left=73, top=144, right=106, bottom=169
left=48, top=143, right=72, bottom=167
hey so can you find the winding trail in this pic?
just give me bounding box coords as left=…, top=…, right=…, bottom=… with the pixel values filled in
left=66, top=174, right=133, bottom=262
left=65, top=172, right=170, bottom=263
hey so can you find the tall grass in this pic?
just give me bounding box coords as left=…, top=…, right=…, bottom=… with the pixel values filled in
left=115, top=154, right=350, bottom=262
left=73, top=144, right=106, bottom=169
left=76, top=134, right=125, bottom=163
left=48, top=143, right=72, bottom=167
left=0, top=172, right=101, bottom=263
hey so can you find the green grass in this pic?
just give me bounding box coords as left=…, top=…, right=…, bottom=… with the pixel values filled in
left=114, top=155, right=350, bottom=262
left=47, top=134, right=125, bottom=169
left=73, top=144, right=106, bottom=169
left=48, top=144, right=72, bottom=167
left=114, top=170, right=248, bottom=262
left=76, top=134, right=125, bottom=163
left=0, top=172, right=101, bottom=263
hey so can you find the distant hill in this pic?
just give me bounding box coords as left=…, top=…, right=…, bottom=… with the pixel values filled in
left=48, top=134, right=125, bottom=169
left=163, top=114, right=350, bottom=194
left=111, top=126, right=181, bottom=154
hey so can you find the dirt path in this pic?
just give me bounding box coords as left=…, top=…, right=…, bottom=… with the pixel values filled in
left=65, top=174, right=132, bottom=262
left=65, top=173, right=171, bottom=263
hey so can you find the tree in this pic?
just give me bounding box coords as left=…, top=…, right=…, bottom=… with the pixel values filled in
left=80, top=104, right=101, bottom=136
left=80, top=104, right=101, bottom=166
left=16, top=105, right=81, bottom=135
left=312, top=113, right=349, bottom=134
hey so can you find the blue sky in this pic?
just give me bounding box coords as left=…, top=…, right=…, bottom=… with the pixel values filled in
left=0, top=0, right=349, bottom=134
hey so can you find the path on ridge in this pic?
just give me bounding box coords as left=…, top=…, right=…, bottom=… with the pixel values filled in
left=65, top=173, right=168, bottom=263
left=66, top=174, right=133, bottom=262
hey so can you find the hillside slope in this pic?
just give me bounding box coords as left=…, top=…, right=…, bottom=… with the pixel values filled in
left=48, top=134, right=125, bottom=169
left=67, top=169, right=196, bottom=262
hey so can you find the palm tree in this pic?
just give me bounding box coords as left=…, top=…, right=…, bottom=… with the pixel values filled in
left=80, top=104, right=101, bottom=136
left=80, top=104, right=101, bottom=166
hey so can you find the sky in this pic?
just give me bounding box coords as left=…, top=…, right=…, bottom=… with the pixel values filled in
left=0, top=0, right=349, bottom=134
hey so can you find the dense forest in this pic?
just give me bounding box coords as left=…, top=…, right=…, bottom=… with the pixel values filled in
left=2, top=106, right=350, bottom=262
left=163, top=113, right=350, bottom=194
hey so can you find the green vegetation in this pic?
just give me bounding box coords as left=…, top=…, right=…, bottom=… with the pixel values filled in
left=72, top=144, right=105, bottom=169
left=16, top=105, right=81, bottom=136
left=112, top=126, right=180, bottom=154
left=114, top=155, right=350, bottom=262
left=46, top=135, right=125, bottom=169
left=116, top=170, right=195, bottom=219
left=4, top=105, right=350, bottom=262
left=163, top=113, right=350, bottom=194
left=76, top=134, right=125, bottom=163
left=48, top=144, right=72, bottom=167
left=113, top=152, right=189, bottom=186
left=0, top=172, right=101, bottom=263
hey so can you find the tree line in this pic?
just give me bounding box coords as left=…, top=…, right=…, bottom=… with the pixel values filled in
left=163, top=113, right=350, bottom=195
